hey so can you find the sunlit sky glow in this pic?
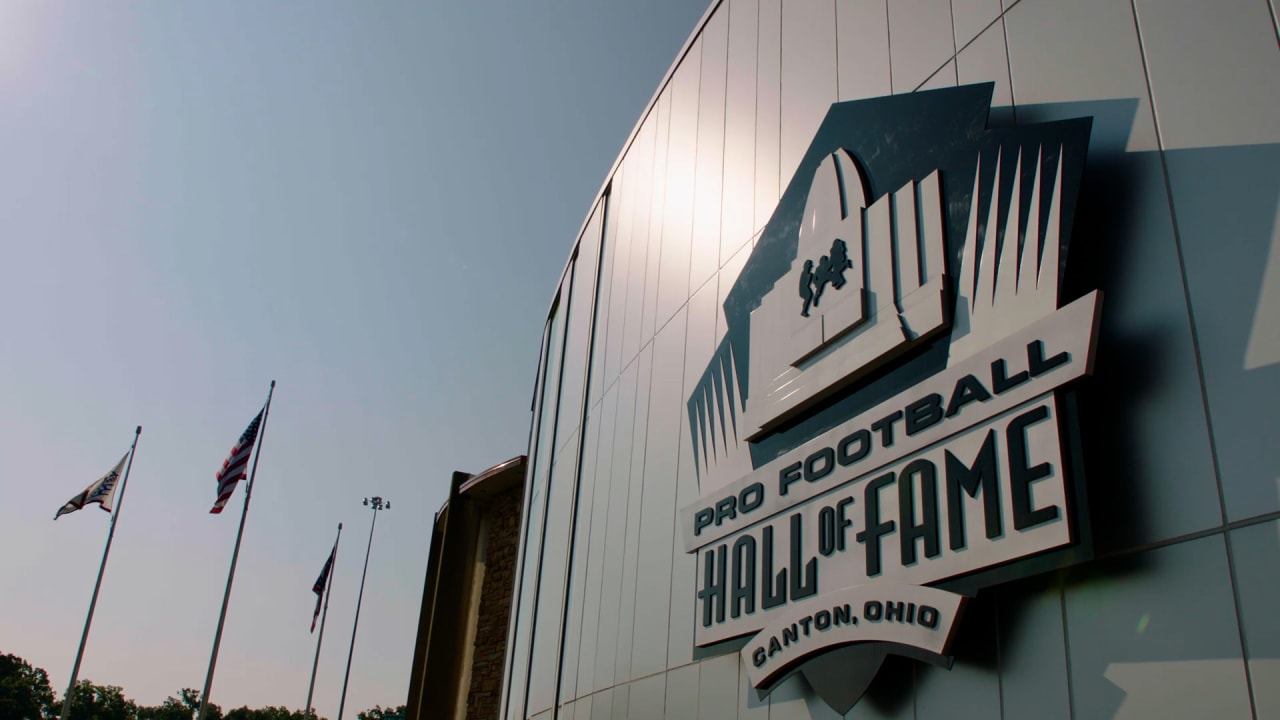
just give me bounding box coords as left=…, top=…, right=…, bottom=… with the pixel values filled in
left=0, top=2, right=705, bottom=717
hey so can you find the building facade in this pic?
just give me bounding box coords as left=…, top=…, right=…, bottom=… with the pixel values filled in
left=407, top=457, right=526, bottom=720
left=501, top=1, right=1280, bottom=718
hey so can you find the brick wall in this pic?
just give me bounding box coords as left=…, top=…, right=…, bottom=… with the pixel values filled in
left=464, top=483, right=524, bottom=720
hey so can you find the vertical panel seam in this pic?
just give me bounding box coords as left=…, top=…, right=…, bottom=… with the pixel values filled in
left=1130, top=2, right=1257, bottom=717
left=662, top=308, right=700, bottom=673
left=681, top=42, right=706, bottom=327
left=552, top=195, right=615, bottom=714
left=831, top=0, right=839, bottom=105
left=609, top=370, right=636, bottom=688
left=1221, top=530, right=1260, bottom=720
left=911, top=661, right=918, bottom=720
left=622, top=343, right=657, bottom=683
left=521, top=312, right=565, bottom=719
left=605, top=161, right=631, bottom=403
left=658, top=42, right=700, bottom=341
left=1268, top=0, right=1279, bottom=51
left=834, top=0, right=841, bottom=99
left=1058, top=580, right=1076, bottom=720
left=501, top=314, right=555, bottom=720
left=597, top=168, right=621, bottom=404
left=644, top=90, right=675, bottom=360
left=994, top=600, right=1006, bottom=720
left=583, top=385, right=622, bottom=697
left=718, top=5, right=732, bottom=272
left=751, top=0, right=762, bottom=237
left=997, top=0, right=1018, bottom=125
left=949, top=0, right=959, bottom=63
left=525, top=261, right=578, bottom=719
left=611, top=362, right=643, bottom=687
left=1127, top=0, right=1227, bottom=522
left=885, top=0, right=894, bottom=93
left=776, top=0, right=783, bottom=193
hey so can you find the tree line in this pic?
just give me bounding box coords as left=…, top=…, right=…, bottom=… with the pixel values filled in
left=0, top=653, right=405, bottom=720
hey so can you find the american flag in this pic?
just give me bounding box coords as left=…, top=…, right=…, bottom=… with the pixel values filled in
left=210, top=410, right=263, bottom=514
left=312, top=543, right=337, bottom=632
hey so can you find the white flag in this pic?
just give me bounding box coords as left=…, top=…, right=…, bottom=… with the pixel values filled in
left=55, top=454, right=128, bottom=520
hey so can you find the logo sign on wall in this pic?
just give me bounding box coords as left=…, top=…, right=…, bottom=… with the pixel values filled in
left=680, top=83, right=1097, bottom=713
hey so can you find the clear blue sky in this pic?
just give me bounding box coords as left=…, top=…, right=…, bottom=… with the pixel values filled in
left=0, top=1, right=706, bottom=717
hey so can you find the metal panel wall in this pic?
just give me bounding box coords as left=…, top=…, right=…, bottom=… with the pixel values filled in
left=753, top=0, right=781, bottom=235
left=955, top=20, right=1013, bottom=126
left=994, top=576, right=1071, bottom=720
left=1005, top=0, right=1221, bottom=551
left=640, top=95, right=672, bottom=348
left=505, top=298, right=564, bottom=720
left=887, top=0, right=954, bottom=92
left=1063, top=537, right=1252, bottom=718
left=665, top=282, right=719, bottom=669
left=593, top=357, right=638, bottom=692
left=951, top=0, right=1002, bottom=51
left=1134, top=0, right=1280, bottom=525
left=689, top=9, right=729, bottom=296
left=620, top=110, right=658, bottom=376
left=572, top=384, right=617, bottom=697
left=664, top=664, right=701, bottom=720
left=612, top=343, right=653, bottom=685
left=629, top=306, right=688, bottom=679
left=721, top=0, right=758, bottom=262
left=1231, top=519, right=1280, bottom=717
left=779, top=0, right=837, bottom=190
left=504, top=0, right=1280, bottom=716
left=654, top=39, right=702, bottom=333
left=834, top=0, right=890, bottom=103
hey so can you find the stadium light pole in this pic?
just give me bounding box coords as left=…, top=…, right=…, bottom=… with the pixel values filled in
left=337, top=495, right=389, bottom=720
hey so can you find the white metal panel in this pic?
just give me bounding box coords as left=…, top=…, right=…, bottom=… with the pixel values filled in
left=576, top=387, right=620, bottom=697
left=628, top=674, right=668, bottom=718
left=616, top=115, right=653, bottom=381
left=1064, top=537, right=1252, bottom=720
left=722, top=0, right=760, bottom=265
left=887, top=0, right=955, bottom=92
left=916, top=59, right=956, bottom=91
left=665, top=663, right=702, bottom=720
left=594, top=361, right=639, bottom=692
left=690, top=7, right=730, bottom=297
left=951, top=0, right=1003, bottom=51
left=614, top=344, right=655, bottom=685
left=641, top=93, right=673, bottom=352
left=1134, top=0, right=1280, bottom=151
left=656, top=38, right=704, bottom=332
left=631, top=307, right=689, bottom=679
left=955, top=21, right=1014, bottom=126
left=780, top=0, right=838, bottom=187
left=755, top=0, right=783, bottom=234
left=669, top=281, right=720, bottom=669
left=997, top=576, right=1071, bottom=720
left=1004, top=0, right=1158, bottom=152
left=698, top=652, right=741, bottom=719
left=835, top=0, right=891, bottom=102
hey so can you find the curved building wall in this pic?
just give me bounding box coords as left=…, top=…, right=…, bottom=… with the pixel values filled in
left=502, top=1, right=1280, bottom=718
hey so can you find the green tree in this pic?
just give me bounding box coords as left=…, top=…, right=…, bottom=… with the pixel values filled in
left=136, top=688, right=222, bottom=720
left=223, top=707, right=318, bottom=720
left=0, top=653, right=56, bottom=720
left=355, top=705, right=404, bottom=720
left=63, top=679, right=136, bottom=720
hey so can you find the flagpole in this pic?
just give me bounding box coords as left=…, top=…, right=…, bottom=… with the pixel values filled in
left=305, top=522, right=342, bottom=719
left=199, top=381, right=276, bottom=720
left=337, top=496, right=389, bottom=720
left=60, top=425, right=142, bottom=720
